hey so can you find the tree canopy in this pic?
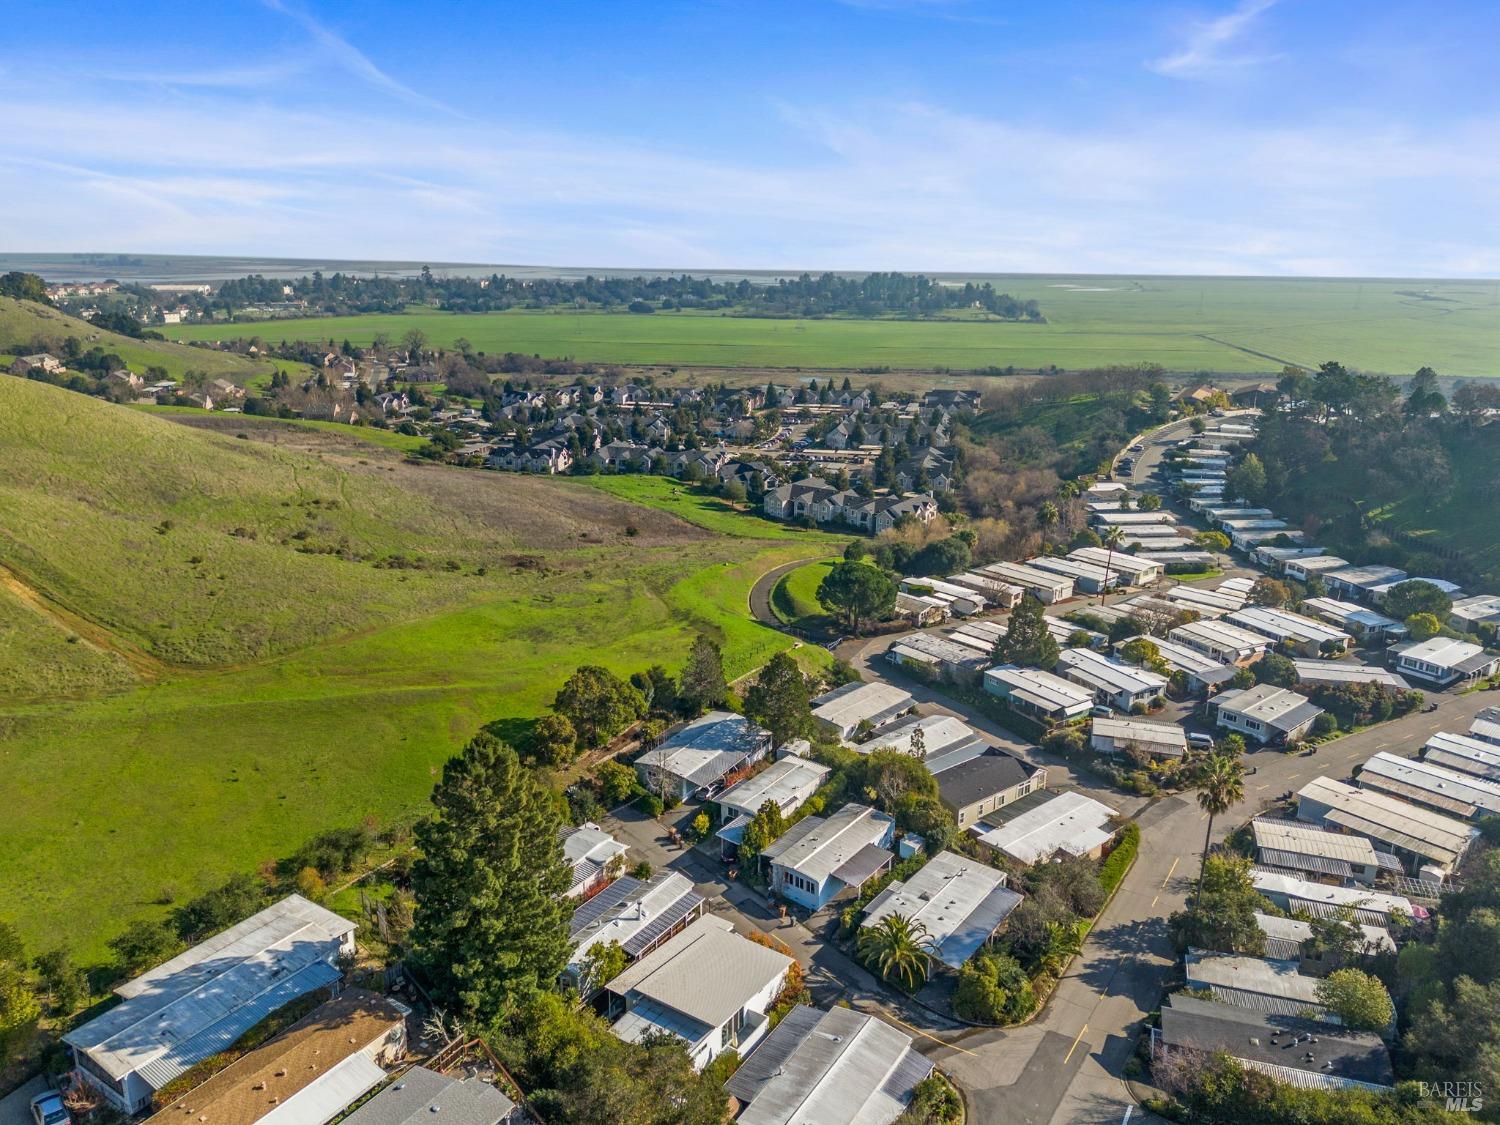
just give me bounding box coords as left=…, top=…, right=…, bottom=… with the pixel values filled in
left=743, top=652, right=816, bottom=747
left=993, top=595, right=1060, bottom=668
left=817, top=561, right=898, bottom=634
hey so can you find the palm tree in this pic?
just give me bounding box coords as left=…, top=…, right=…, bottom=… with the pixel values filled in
left=1038, top=500, right=1060, bottom=528
left=1196, top=752, right=1246, bottom=894
left=1099, top=525, right=1126, bottom=605
left=1041, top=921, right=1085, bottom=977
left=857, top=913, right=933, bottom=991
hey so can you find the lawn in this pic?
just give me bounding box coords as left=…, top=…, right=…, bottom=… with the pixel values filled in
left=0, top=382, right=832, bottom=959
left=771, top=558, right=839, bottom=631
left=134, top=405, right=428, bottom=453
left=161, top=276, right=1500, bottom=376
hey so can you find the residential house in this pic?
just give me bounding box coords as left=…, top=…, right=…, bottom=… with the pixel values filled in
left=1451, top=595, right=1500, bottom=632
left=1392, top=637, right=1499, bottom=688
left=723, top=1004, right=932, bottom=1125
left=885, top=633, right=989, bottom=686
left=1090, top=716, right=1187, bottom=760
left=1323, top=565, right=1408, bottom=603
left=1068, top=548, right=1163, bottom=586
left=893, top=591, right=949, bottom=626
left=1250, top=868, right=1420, bottom=925
left=1356, top=752, right=1500, bottom=821
left=853, top=713, right=975, bottom=763
left=1470, top=709, right=1500, bottom=746
left=945, top=572, right=1024, bottom=609
left=1153, top=995, right=1392, bottom=1093
left=1226, top=606, right=1352, bottom=657
left=634, top=711, right=771, bottom=800
left=1211, top=684, right=1324, bottom=745
left=606, top=916, right=793, bottom=1068
left=716, top=757, right=832, bottom=855
left=1422, top=730, right=1500, bottom=782
left=592, top=440, right=651, bottom=470
left=1301, top=598, right=1407, bottom=646
left=763, top=803, right=896, bottom=910
left=1283, top=555, right=1352, bottom=584
left=974, top=562, right=1074, bottom=604
left=64, top=895, right=356, bottom=1113
left=1253, top=912, right=1394, bottom=968
left=1169, top=619, right=1271, bottom=664
left=560, top=822, right=629, bottom=899
left=932, top=750, right=1045, bottom=829
left=566, top=873, right=705, bottom=990
left=1296, top=776, right=1476, bottom=876
left=810, top=682, right=914, bottom=741
left=145, top=990, right=409, bottom=1125
left=1182, top=951, right=1330, bottom=1020
left=338, top=1066, right=520, bottom=1125
left=1290, top=661, right=1410, bottom=690
left=11, top=353, right=65, bottom=375
left=1251, top=818, right=1387, bottom=886
left=762, top=477, right=836, bottom=521
left=1055, top=648, right=1168, bottom=712
left=1027, top=556, right=1123, bottom=595
left=971, top=790, right=1118, bottom=866
left=1164, top=585, right=1247, bottom=617
left=1124, top=635, right=1240, bottom=695
left=897, top=577, right=986, bottom=617
left=983, top=665, right=1094, bottom=723
left=860, top=851, right=1022, bottom=970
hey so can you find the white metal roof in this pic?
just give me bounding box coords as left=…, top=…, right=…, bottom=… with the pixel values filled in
left=1451, top=594, right=1500, bottom=625
left=861, top=851, right=1022, bottom=969
left=1252, top=817, right=1378, bottom=866
left=1130, top=635, right=1225, bottom=676
left=983, top=665, right=1093, bottom=712
left=1291, top=660, right=1410, bottom=689
left=975, top=560, right=1074, bottom=594
left=1166, top=585, right=1247, bottom=614
left=1169, top=619, right=1273, bottom=657
left=972, top=790, right=1116, bottom=864
left=65, top=896, right=353, bottom=1082
left=1057, top=647, right=1168, bottom=696
left=1026, top=556, right=1121, bottom=585
left=636, top=711, right=768, bottom=785
left=1359, top=752, right=1500, bottom=817
left=1229, top=606, right=1351, bottom=647
left=762, top=803, right=894, bottom=885
left=1216, top=685, right=1324, bottom=732
left=1067, top=547, right=1163, bottom=578
left=1325, top=564, right=1408, bottom=589
left=561, top=822, right=627, bottom=869
left=607, top=916, right=790, bottom=1032
left=1396, top=637, right=1493, bottom=670
left=1297, top=776, right=1475, bottom=866
left=859, top=714, right=982, bottom=759
left=811, top=682, right=914, bottom=732
left=1470, top=712, right=1500, bottom=746
left=1250, top=868, right=1416, bottom=918
left=719, top=756, right=831, bottom=818
left=1425, top=730, right=1500, bottom=782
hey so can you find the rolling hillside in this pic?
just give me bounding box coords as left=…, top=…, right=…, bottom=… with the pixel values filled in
left=0, top=296, right=283, bottom=383
left=0, top=380, right=830, bottom=956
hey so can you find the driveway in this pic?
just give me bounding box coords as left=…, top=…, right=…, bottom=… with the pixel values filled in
left=0, top=1077, right=48, bottom=1125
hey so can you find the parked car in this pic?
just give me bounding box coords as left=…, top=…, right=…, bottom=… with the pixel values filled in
left=1186, top=732, right=1216, bottom=750
left=31, top=1091, right=70, bottom=1125
left=1091, top=706, right=1113, bottom=718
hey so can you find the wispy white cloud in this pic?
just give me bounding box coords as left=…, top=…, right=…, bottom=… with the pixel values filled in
left=1148, top=0, right=1281, bottom=79
left=260, top=0, right=464, bottom=116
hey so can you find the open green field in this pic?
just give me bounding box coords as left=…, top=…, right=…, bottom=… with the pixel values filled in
left=162, top=276, right=1500, bottom=376
left=135, top=405, right=428, bottom=453
left=0, top=382, right=828, bottom=958
left=0, top=297, right=297, bottom=384
left=566, top=475, right=847, bottom=543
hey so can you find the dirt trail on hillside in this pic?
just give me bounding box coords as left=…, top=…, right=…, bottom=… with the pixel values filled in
left=0, top=563, right=164, bottom=682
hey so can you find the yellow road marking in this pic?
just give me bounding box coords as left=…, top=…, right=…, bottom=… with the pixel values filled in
left=880, top=1010, right=980, bottom=1057
left=1161, top=857, right=1180, bottom=888
left=1065, top=1023, right=1089, bottom=1063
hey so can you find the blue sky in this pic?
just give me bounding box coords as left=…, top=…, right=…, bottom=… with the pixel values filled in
left=3, top=0, right=1497, bottom=276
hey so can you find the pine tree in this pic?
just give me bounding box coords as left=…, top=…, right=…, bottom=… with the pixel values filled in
left=743, top=652, right=815, bottom=747
left=994, top=595, right=1060, bottom=668
left=411, top=733, right=572, bottom=1024
left=678, top=635, right=727, bottom=716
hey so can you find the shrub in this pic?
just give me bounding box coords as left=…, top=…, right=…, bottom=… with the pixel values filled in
left=953, top=952, right=1035, bottom=1023
left=638, top=793, right=664, bottom=817
left=1099, top=822, right=1140, bottom=896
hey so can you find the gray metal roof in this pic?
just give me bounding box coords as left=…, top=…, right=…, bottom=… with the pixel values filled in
left=811, top=682, right=915, bottom=733
left=340, top=1067, right=516, bottom=1125
left=727, top=1005, right=931, bottom=1125
left=635, top=711, right=768, bottom=786
left=606, top=916, right=791, bottom=1031
left=1298, top=777, right=1475, bottom=867
left=1160, top=995, right=1392, bottom=1089
left=762, top=804, right=895, bottom=885
left=861, top=851, right=1022, bottom=969
left=65, top=895, right=353, bottom=1084
left=1425, top=731, right=1500, bottom=782
left=719, top=757, right=831, bottom=818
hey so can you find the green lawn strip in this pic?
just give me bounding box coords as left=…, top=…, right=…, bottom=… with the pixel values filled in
left=771, top=558, right=838, bottom=630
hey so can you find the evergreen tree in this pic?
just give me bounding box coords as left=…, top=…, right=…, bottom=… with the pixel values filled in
left=743, top=652, right=815, bottom=747
left=553, top=666, right=646, bottom=749
left=411, top=733, right=571, bottom=1024
left=677, top=635, right=727, bottom=715
left=993, top=595, right=1060, bottom=668
left=816, top=560, right=897, bottom=634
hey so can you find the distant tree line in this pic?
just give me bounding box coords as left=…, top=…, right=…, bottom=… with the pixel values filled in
left=201, top=269, right=1043, bottom=322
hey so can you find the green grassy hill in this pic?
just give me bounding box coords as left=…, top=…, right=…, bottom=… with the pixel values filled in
left=0, top=380, right=829, bottom=957
left=0, top=296, right=286, bottom=383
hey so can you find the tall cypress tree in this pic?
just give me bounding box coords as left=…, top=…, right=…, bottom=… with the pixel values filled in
left=994, top=594, right=1060, bottom=669
left=678, top=635, right=727, bottom=716
left=411, top=733, right=571, bottom=1025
